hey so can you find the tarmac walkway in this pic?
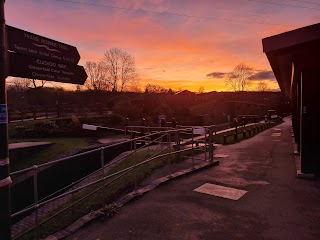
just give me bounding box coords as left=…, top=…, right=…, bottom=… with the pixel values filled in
left=66, top=117, right=320, bottom=240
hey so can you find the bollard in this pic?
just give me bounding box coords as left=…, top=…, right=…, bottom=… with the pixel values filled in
left=243, top=130, right=246, bottom=138
left=223, top=135, right=227, bottom=145
left=234, top=132, right=238, bottom=141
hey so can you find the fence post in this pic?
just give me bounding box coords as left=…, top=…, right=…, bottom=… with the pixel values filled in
left=33, top=165, right=39, bottom=240
left=33, top=107, right=36, bottom=120
left=147, top=126, right=150, bottom=156
left=101, top=147, right=105, bottom=206
left=141, top=118, right=145, bottom=135
left=168, top=132, right=172, bottom=176
left=175, top=129, right=180, bottom=162
left=192, top=127, right=194, bottom=169
left=223, top=135, right=227, bottom=145
left=204, top=129, right=207, bottom=161
left=209, top=126, right=214, bottom=162
left=172, top=118, right=177, bottom=128
left=134, top=140, right=137, bottom=192
left=71, top=182, right=75, bottom=221
left=125, top=118, right=129, bottom=135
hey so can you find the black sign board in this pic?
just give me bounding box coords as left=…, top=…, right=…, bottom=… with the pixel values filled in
left=7, top=25, right=80, bottom=64
left=9, top=53, right=87, bottom=85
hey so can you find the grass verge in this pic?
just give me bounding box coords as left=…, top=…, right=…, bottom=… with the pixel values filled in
left=15, top=146, right=202, bottom=240
left=10, top=137, right=92, bottom=172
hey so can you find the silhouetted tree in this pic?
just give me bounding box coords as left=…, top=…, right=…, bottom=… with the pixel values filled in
left=168, top=88, right=174, bottom=95
left=104, top=48, right=138, bottom=92
left=84, top=61, right=110, bottom=91
left=144, top=84, right=167, bottom=93
left=11, top=78, right=46, bottom=90
left=198, top=86, right=205, bottom=93
left=256, top=81, right=269, bottom=92
left=225, top=63, right=253, bottom=91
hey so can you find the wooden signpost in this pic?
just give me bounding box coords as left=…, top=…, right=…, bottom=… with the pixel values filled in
left=9, top=53, right=87, bottom=84
left=7, top=25, right=87, bottom=84
left=0, top=1, right=88, bottom=239
left=7, top=25, right=81, bottom=64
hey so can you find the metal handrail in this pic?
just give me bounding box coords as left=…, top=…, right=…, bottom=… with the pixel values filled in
left=11, top=126, right=215, bottom=240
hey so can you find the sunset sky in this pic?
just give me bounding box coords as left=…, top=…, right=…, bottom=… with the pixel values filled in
left=5, top=0, right=320, bottom=92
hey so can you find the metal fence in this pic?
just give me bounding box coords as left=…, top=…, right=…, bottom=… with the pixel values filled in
left=10, top=126, right=215, bottom=240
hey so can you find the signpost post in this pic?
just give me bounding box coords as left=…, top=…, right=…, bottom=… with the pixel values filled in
left=0, top=1, right=11, bottom=240
left=0, top=1, right=87, bottom=239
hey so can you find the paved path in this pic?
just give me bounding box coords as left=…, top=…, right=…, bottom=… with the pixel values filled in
left=67, top=117, right=320, bottom=240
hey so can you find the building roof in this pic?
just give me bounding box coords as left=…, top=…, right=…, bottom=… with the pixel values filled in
left=262, top=23, right=320, bottom=97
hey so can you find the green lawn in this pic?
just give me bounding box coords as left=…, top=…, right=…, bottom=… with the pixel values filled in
left=10, top=137, right=92, bottom=172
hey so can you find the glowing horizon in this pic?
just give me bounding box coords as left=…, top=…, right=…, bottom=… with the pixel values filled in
left=5, top=0, right=319, bottom=92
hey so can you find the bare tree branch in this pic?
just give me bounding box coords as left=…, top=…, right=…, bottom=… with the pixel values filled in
left=104, top=48, right=138, bottom=92
left=84, top=61, right=110, bottom=91
left=225, top=63, right=254, bottom=92
left=256, top=81, right=269, bottom=92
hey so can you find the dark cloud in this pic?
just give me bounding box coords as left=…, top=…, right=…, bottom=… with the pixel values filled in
left=206, top=72, right=227, bottom=78
left=249, top=70, right=275, bottom=81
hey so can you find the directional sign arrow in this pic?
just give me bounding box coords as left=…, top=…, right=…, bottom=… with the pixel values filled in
left=9, top=52, right=87, bottom=85
left=6, top=25, right=81, bottom=65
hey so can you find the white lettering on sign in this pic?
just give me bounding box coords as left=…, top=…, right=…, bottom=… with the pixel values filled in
left=51, top=69, right=60, bottom=74
left=51, top=54, right=62, bottom=61
left=58, top=63, right=66, bottom=69
left=58, top=76, right=71, bottom=81
left=24, top=33, right=39, bottom=42
left=32, top=72, right=54, bottom=79
left=39, top=51, right=50, bottom=57
left=63, top=56, right=70, bottom=62
left=36, top=59, right=56, bottom=67
left=28, top=48, right=37, bottom=54
left=29, top=65, right=50, bottom=72
left=14, top=44, right=27, bottom=52
left=58, top=43, right=68, bottom=50
left=40, top=38, right=57, bottom=48
left=62, top=70, right=74, bottom=76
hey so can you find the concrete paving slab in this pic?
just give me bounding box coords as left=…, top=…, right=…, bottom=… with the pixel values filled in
left=193, top=183, right=247, bottom=200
